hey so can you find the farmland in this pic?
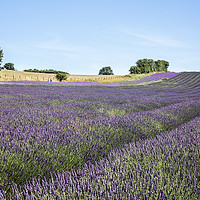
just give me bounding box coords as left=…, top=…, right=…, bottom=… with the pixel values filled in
left=0, top=72, right=199, bottom=199
left=0, top=70, right=128, bottom=82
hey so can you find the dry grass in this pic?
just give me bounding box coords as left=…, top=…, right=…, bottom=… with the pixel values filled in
left=67, top=74, right=128, bottom=82
left=0, top=70, right=57, bottom=82
left=0, top=70, right=156, bottom=82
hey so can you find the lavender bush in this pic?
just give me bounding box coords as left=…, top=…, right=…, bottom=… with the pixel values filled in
left=1, top=117, right=199, bottom=199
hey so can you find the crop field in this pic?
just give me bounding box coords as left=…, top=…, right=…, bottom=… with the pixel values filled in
left=0, top=72, right=199, bottom=199
left=0, top=70, right=128, bottom=83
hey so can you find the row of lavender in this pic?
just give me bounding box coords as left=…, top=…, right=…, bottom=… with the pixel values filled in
left=0, top=73, right=200, bottom=198
left=1, top=116, right=199, bottom=199
left=159, top=72, right=200, bottom=89
left=117, top=72, right=181, bottom=85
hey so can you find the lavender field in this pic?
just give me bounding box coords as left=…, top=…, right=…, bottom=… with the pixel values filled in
left=0, top=72, right=200, bottom=199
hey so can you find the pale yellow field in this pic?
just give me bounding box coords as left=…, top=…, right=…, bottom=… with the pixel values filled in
left=0, top=70, right=156, bottom=82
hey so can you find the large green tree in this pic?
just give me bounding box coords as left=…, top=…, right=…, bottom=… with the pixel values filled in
left=129, top=58, right=169, bottom=74
left=129, top=66, right=137, bottom=74
left=155, top=60, right=169, bottom=72
left=4, top=63, right=15, bottom=70
left=98, top=66, right=114, bottom=75
left=135, top=59, right=155, bottom=74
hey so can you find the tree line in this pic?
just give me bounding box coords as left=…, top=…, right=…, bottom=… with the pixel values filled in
left=23, top=68, right=69, bottom=74
left=98, top=59, right=169, bottom=75
left=129, top=59, right=169, bottom=74
left=1, top=47, right=170, bottom=77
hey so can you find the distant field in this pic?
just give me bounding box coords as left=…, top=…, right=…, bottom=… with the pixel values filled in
left=0, top=70, right=157, bottom=82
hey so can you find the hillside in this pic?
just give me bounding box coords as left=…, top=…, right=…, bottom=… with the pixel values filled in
left=0, top=70, right=127, bottom=82
left=158, top=72, right=200, bottom=88
left=0, top=70, right=159, bottom=82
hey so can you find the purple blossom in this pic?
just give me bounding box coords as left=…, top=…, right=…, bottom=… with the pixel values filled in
left=0, top=72, right=199, bottom=199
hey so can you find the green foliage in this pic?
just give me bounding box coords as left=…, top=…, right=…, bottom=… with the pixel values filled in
left=129, top=66, right=141, bottom=74
left=3, top=62, right=15, bottom=70
left=155, top=60, right=169, bottom=72
left=99, top=66, right=114, bottom=75
left=24, top=68, right=69, bottom=74
left=129, top=58, right=169, bottom=74
left=0, top=48, right=3, bottom=68
left=56, top=73, right=67, bottom=82
left=124, top=74, right=132, bottom=78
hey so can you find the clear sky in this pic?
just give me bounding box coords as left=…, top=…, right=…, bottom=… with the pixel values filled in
left=1, top=0, right=200, bottom=74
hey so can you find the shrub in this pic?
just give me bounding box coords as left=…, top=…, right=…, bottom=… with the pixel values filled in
left=56, top=73, right=67, bottom=82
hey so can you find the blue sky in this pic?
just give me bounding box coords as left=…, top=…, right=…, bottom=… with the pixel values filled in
left=1, top=0, right=200, bottom=74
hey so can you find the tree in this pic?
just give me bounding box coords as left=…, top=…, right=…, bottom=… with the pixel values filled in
left=155, top=60, right=169, bottom=72
left=98, top=66, right=114, bottom=75
left=136, top=59, right=145, bottom=74
left=147, top=59, right=155, bottom=72
left=4, top=63, right=15, bottom=70
left=129, top=58, right=169, bottom=74
left=0, top=48, right=3, bottom=68
left=136, top=59, right=154, bottom=74
left=56, top=73, right=67, bottom=82
left=129, top=66, right=137, bottom=74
